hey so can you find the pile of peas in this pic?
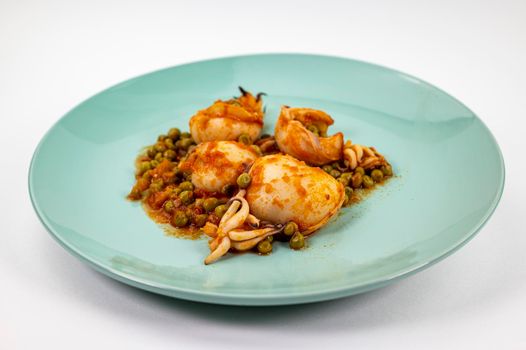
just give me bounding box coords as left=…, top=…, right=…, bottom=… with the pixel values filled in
left=321, top=162, right=393, bottom=207
left=129, top=128, right=216, bottom=230
left=132, top=127, right=194, bottom=182
left=128, top=129, right=263, bottom=233
left=255, top=221, right=306, bottom=255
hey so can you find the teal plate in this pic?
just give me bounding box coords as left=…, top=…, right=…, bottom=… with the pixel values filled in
left=29, top=54, right=504, bottom=306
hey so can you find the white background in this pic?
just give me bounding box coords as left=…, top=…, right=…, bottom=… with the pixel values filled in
left=1, top=0, right=525, bottom=348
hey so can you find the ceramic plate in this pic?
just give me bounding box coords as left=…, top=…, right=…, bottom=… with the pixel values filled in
left=29, top=54, right=504, bottom=305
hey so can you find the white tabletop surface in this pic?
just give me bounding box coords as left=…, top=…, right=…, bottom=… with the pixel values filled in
left=1, top=0, right=525, bottom=348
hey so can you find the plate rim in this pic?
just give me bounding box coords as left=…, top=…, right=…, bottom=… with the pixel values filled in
left=28, top=53, right=506, bottom=305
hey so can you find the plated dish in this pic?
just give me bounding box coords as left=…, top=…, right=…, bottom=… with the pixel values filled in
left=29, top=54, right=504, bottom=305
left=127, top=88, right=394, bottom=264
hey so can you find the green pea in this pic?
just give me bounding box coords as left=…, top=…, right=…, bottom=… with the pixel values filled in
left=221, top=184, right=236, bottom=197
left=345, top=186, right=353, bottom=198
left=363, top=175, right=374, bottom=188
left=168, top=128, right=181, bottom=140
left=172, top=212, right=189, bottom=227
left=180, top=132, right=192, bottom=139
left=266, top=235, right=274, bottom=243
left=203, top=197, right=219, bottom=212
left=330, top=169, right=341, bottom=178
left=351, top=173, right=363, bottom=188
left=341, top=172, right=353, bottom=180
left=194, top=214, right=208, bottom=227
left=150, top=160, right=160, bottom=168
left=180, top=138, right=193, bottom=150
left=238, top=133, right=252, bottom=145
left=154, top=143, right=167, bottom=153
left=163, top=200, right=175, bottom=213
left=338, top=177, right=349, bottom=186
left=164, top=149, right=176, bottom=160
left=355, top=167, right=365, bottom=175
left=170, top=187, right=182, bottom=198
left=289, top=232, right=305, bottom=250
left=146, top=147, right=157, bottom=159
left=142, top=171, right=152, bottom=180
left=164, top=138, right=175, bottom=150
left=371, top=169, right=384, bottom=182
left=214, top=204, right=228, bottom=218
left=137, top=161, right=151, bottom=175
left=331, top=162, right=340, bottom=169
left=179, top=190, right=194, bottom=204
left=157, top=134, right=167, bottom=142
left=154, top=152, right=164, bottom=162
left=322, top=165, right=333, bottom=173
left=257, top=239, right=273, bottom=254
left=283, top=221, right=298, bottom=236
left=306, top=124, right=319, bottom=135
left=149, top=179, right=163, bottom=192
left=179, top=181, right=194, bottom=191
left=381, top=165, right=393, bottom=176
left=237, top=173, right=251, bottom=189
left=250, top=144, right=262, bottom=156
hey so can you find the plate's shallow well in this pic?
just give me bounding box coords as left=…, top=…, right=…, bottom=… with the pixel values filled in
left=29, top=54, right=504, bottom=305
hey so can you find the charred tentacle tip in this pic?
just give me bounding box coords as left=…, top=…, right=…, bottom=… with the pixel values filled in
left=239, top=87, right=266, bottom=102
left=256, top=92, right=267, bottom=102
left=238, top=86, right=248, bottom=96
